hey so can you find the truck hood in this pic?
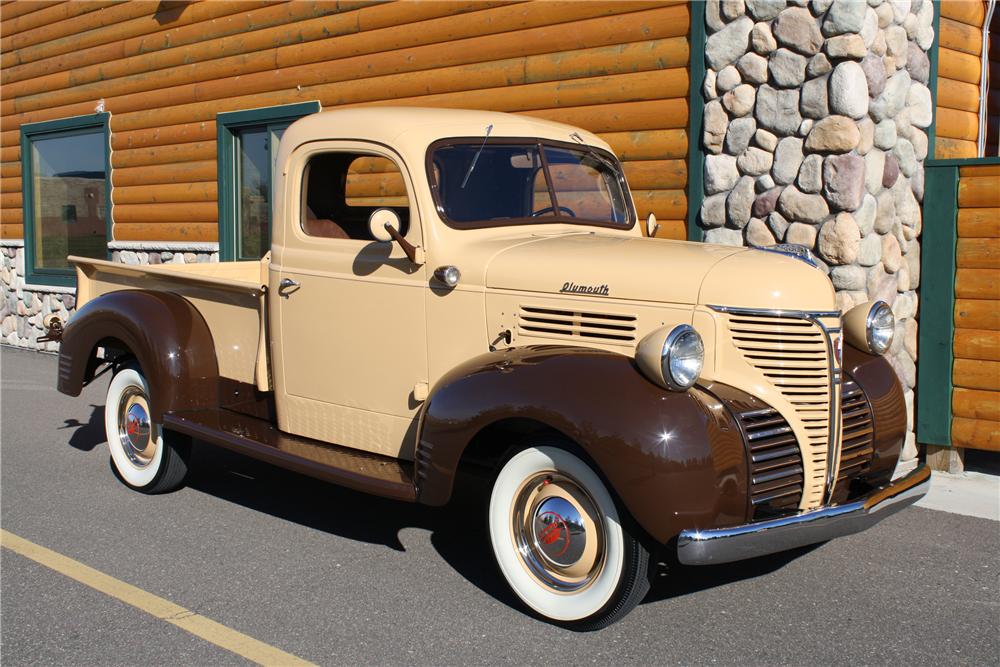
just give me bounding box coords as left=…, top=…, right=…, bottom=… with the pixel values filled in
left=484, top=233, right=836, bottom=310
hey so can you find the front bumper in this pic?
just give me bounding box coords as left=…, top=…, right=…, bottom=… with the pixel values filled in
left=676, top=463, right=931, bottom=565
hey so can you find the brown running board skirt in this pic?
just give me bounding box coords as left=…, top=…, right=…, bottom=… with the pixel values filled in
left=162, top=409, right=417, bottom=502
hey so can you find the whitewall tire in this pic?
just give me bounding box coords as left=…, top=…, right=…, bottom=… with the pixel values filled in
left=489, top=443, right=652, bottom=630
left=105, top=364, right=188, bottom=494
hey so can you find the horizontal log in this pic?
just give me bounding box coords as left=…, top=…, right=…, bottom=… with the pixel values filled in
left=959, top=178, right=1000, bottom=208
left=3, top=101, right=105, bottom=135
left=0, top=206, right=23, bottom=225
left=954, top=358, right=1000, bottom=391
left=112, top=161, right=217, bottom=187
left=113, top=202, right=218, bottom=224
left=936, top=106, right=979, bottom=143
left=0, top=191, right=21, bottom=209
left=940, top=0, right=986, bottom=26
left=72, top=35, right=688, bottom=119
left=2, top=1, right=148, bottom=54
left=0, top=161, right=21, bottom=178
left=630, top=189, right=686, bottom=221
left=0, top=223, right=24, bottom=239
left=344, top=196, right=409, bottom=208
left=957, top=238, right=1000, bottom=269
left=344, top=172, right=405, bottom=198
left=936, top=77, right=981, bottom=113
left=938, top=48, right=981, bottom=85
left=952, top=388, right=1000, bottom=422
left=955, top=299, right=1000, bottom=330
left=939, top=17, right=983, bottom=57
left=935, top=136, right=979, bottom=160
left=956, top=268, right=1000, bottom=298
left=951, top=417, right=1000, bottom=451
left=112, top=222, right=218, bottom=243
left=112, top=182, right=218, bottom=205
left=648, top=219, right=686, bottom=240
left=958, top=208, right=1000, bottom=237
left=599, top=129, right=688, bottom=161
left=960, top=165, right=1000, bottom=178
left=622, top=160, right=687, bottom=190
left=111, top=141, right=217, bottom=169
left=0, top=0, right=487, bottom=100
left=111, top=121, right=217, bottom=151
left=0, top=177, right=20, bottom=193
left=524, top=98, right=688, bottom=134
left=0, top=145, right=19, bottom=163
left=0, top=1, right=95, bottom=35
left=2, top=1, right=276, bottom=72
left=954, top=328, right=1000, bottom=361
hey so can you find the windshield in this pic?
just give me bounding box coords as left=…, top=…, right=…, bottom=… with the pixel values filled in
left=428, top=139, right=633, bottom=229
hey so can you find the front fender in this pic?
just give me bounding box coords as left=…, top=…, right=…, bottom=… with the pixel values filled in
left=843, top=344, right=906, bottom=486
left=57, top=290, right=219, bottom=421
left=416, top=345, right=751, bottom=544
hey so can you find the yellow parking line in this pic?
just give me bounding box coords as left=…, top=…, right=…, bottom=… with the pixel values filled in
left=1, top=529, right=316, bottom=667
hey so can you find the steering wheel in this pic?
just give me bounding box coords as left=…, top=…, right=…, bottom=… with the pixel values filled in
left=531, top=205, right=576, bottom=218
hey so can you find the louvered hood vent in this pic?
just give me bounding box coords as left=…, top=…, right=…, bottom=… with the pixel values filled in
left=516, top=306, right=637, bottom=343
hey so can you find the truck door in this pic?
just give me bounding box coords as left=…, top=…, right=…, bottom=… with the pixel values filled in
left=269, top=141, right=428, bottom=461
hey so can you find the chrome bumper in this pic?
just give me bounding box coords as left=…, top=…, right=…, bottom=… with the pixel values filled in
left=677, top=464, right=931, bottom=565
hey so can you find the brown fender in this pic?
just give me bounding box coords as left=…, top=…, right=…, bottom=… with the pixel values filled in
left=415, top=345, right=751, bottom=545
left=57, top=290, right=219, bottom=421
left=843, top=343, right=906, bottom=486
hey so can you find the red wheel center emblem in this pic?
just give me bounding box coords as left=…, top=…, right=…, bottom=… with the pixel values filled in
left=126, top=416, right=139, bottom=436
left=537, top=511, right=571, bottom=557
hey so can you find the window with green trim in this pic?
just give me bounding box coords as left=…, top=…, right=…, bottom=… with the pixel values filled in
left=20, top=113, right=111, bottom=287
left=217, top=102, right=320, bottom=261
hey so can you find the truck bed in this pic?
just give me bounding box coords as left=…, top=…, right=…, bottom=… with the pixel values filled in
left=70, top=255, right=271, bottom=390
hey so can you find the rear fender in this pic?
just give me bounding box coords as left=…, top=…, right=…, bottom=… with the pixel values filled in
left=57, top=290, right=219, bottom=421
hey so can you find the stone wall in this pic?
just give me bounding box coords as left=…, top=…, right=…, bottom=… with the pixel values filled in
left=698, top=0, right=932, bottom=461
left=0, top=241, right=218, bottom=352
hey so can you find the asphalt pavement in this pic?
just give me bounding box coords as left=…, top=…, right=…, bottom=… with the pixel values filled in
left=2, top=346, right=998, bottom=666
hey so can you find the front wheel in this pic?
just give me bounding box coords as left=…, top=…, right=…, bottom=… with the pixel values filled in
left=104, top=364, right=189, bottom=494
left=489, top=444, right=652, bottom=630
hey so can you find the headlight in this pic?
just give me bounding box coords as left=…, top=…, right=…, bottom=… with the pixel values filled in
left=844, top=300, right=894, bottom=355
left=636, top=324, right=704, bottom=391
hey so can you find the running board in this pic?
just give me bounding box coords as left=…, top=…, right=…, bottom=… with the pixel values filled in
left=162, top=409, right=417, bottom=503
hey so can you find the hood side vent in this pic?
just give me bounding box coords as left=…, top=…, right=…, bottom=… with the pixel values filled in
left=517, top=305, right=637, bottom=343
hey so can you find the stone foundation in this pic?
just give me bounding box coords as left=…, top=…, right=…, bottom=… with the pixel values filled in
left=0, top=240, right=218, bottom=352
left=699, top=0, right=930, bottom=461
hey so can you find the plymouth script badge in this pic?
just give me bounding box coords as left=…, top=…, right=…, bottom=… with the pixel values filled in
left=560, top=282, right=610, bottom=296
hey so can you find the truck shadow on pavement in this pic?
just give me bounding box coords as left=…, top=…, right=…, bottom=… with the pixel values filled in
left=62, top=409, right=817, bottom=615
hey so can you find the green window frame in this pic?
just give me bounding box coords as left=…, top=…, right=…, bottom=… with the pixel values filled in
left=20, top=112, right=112, bottom=287
left=217, top=101, right=320, bottom=261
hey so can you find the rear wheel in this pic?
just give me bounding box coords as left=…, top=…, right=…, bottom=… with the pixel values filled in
left=105, top=364, right=188, bottom=494
left=489, top=443, right=652, bottom=630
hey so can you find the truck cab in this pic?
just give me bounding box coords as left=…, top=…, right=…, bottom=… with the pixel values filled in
left=54, top=108, right=929, bottom=629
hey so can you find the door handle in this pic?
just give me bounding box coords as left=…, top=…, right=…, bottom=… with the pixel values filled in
left=278, top=277, right=300, bottom=298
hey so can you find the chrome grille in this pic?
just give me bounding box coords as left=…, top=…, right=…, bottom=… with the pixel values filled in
left=715, top=306, right=840, bottom=507
left=837, top=378, right=875, bottom=482
left=739, top=406, right=804, bottom=516
left=516, top=306, right=637, bottom=343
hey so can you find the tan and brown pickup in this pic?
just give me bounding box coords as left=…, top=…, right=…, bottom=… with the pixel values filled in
left=54, top=108, right=929, bottom=629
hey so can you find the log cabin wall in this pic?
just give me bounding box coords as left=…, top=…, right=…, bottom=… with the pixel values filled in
left=933, top=0, right=986, bottom=158
left=0, top=0, right=693, bottom=246
left=951, top=163, right=1000, bottom=452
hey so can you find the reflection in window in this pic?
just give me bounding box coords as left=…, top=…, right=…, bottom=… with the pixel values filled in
left=27, top=129, right=107, bottom=273
left=236, top=125, right=285, bottom=261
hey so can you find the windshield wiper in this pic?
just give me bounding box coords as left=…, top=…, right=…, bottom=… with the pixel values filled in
left=569, top=131, right=616, bottom=170
left=460, top=123, right=493, bottom=189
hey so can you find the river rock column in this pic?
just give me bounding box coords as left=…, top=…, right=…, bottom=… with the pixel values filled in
left=698, top=0, right=933, bottom=461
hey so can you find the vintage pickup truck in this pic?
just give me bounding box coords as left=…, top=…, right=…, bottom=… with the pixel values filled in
left=52, top=108, right=930, bottom=629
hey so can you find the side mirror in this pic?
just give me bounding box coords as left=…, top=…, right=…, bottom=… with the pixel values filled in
left=646, top=212, right=660, bottom=238
left=367, top=208, right=424, bottom=265
left=369, top=208, right=401, bottom=242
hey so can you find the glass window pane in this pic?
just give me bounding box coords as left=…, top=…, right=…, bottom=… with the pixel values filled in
left=430, top=144, right=546, bottom=222
left=543, top=146, right=629, bottom=224
left=238, top=128, right=270, bottom=260
left=29, top=130, right=106, bottom=270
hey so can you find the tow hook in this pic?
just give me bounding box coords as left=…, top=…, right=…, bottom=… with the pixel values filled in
left=39, top=314, right=63, bottom=343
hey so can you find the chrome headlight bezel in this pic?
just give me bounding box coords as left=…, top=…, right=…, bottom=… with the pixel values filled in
left=637, top=324, right=704, bottom=391
left=865, top=300, right=895, bottom=355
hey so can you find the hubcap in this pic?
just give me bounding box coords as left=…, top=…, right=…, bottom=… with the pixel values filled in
left=512, top=472, right=606, bottom=593
left=118, top=387, right=155, bottom=468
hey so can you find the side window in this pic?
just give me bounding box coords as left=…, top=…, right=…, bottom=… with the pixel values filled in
left=301, top=153, right=410, bottom=240
left=21, top=113, right=110, bottom=287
